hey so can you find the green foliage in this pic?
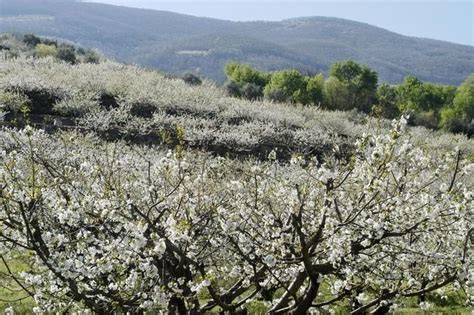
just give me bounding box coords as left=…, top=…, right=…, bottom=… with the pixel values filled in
left=306, top=73, right=325, bottom=105
left=397, top=76, right=456, bottom=113
left=225, top=64, right=325, bottom=105
left=35, top=43, right=58, bottom=58
left=221, top=61, right=470, bottom=135
left=57, top=45, right=77, bottom=64
left=264, top=69, right=308, bottom=104
left=439, top=74, right=474, bottom=135
left=374, top=83, right=400, bottom=119
left=424, top=84, right=457, bottom=112
left=323, top=76, right=353, bottom=111
left=393, top=74, right=467, bottom=133
left=330, top=60, right=363, bottom=82
left=327, top=60, right=378, bottom=112
left=224, top=63, right=270, bottom=91
left=452, top=74, right=474, bottom=119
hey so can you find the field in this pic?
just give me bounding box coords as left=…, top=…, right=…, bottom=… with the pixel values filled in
left=0, top=53, right=473, bottom=313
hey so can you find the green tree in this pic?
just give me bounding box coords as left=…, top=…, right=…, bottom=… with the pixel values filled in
left=397, top=76, right=457, bottom=129
left=396, top=76, right=455, bottom=113
left=306, top=74, right=325, bottom=105
left=397, top=75, right=425, bottom=112
left=424, top=83, right=457, bottom=112
left=439, top=74, right=474, bottom=135
left=224, top=63, right=270, bottom=90
left=373, top=83, right=400, bottom=119
left=264, top=69, right=308, bottom=104
left=327, top=60, right=378, bottom=112
left=323, top=76, right=352, bottom=111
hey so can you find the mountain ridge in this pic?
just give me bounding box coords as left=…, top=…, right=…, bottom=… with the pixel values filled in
left=0, top=0, right=472, bottom=84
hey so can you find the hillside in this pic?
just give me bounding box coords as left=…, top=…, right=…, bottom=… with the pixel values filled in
left=0, top=36, right=473, bottom=314
left=0, top=36, right=471, bottom=161
left=0, top=0, right=473, bottom=84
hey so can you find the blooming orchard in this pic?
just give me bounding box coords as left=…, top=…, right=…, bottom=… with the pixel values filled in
left=0, top=120, right=472, bottom=313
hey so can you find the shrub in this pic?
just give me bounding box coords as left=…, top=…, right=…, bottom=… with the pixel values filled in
left=224, top=80, right=241, bottom=98
left=182, top=73, right=202, bottom=86
left=130, top=102, right=156, bottom=118
left=83, top=50, right=101, bottom=64
left=265, top=88, right=288, bottom=103
left=440, top=107, right=473, bottom=136
left=22, top=89, right=60, bottom=115
left=411, top=110, right=438, bottom=129
left=22, top=34, right=41, bottom=47
left=57, top=45, right=77, bottom=64
left=0, top=90, right=28, bottom=113
left=35, top=44, right=58, bottom=58
left=241, top=82, right=262, bottom=100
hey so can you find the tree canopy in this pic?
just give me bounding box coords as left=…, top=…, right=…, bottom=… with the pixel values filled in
left=223, top=60, right=472, bottom=136
left=327, top=60, right=378, bottom=112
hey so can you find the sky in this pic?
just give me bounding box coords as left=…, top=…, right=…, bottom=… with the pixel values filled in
left=86, top=0, right=474, bottom=46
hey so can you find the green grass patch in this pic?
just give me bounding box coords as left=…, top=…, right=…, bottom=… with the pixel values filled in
left=0, top=255, right=35, bottom=314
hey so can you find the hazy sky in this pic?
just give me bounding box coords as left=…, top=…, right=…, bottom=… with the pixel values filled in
left=86, top=1, right=473, bottom=46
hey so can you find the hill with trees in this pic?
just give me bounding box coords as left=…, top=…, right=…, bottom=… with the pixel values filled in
left=0, top=32, right=473, bottom=314
left=0, top=0, right=473, bottom=85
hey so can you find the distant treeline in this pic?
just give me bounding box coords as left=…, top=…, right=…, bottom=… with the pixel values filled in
left=222, top=61, right=473, bottom=136
left=0, top=33, right=101, bottom=65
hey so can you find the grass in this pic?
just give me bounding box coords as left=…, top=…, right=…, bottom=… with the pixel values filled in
left=1, top=249, right=471, bottom=314
left=0, top=255, right=35, bottom=314
left=394, top=307, right=473, bottom=315
left=0, top=258, right=472, bottom=313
